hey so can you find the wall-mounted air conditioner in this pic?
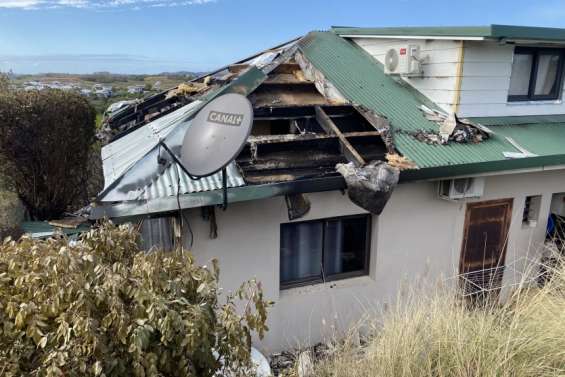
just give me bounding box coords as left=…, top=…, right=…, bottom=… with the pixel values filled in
left=438, top=177, right=485, bottom=200
left=384, top=45, right=423, bottom=77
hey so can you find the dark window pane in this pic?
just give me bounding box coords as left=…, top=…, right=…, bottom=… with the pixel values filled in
left=324, top=217, right=368, bottom=276
left=140, top=217, right=174, bottom=251
left=509, top=53, right=533, bottom=96
left=280, top=221, right=323, bottom=283
left=534, top=54, right=560, bottom=96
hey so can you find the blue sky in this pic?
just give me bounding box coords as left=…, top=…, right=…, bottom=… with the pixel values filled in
left=1, top=0, right=565, bottom=74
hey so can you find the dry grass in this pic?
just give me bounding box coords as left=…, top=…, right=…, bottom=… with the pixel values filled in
left=286, top=252, right=565, bottom=377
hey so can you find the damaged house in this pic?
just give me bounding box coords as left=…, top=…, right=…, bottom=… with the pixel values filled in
left=92, top=25, right=565, bottom=352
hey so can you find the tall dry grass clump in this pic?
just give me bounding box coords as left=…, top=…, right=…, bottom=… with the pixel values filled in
left=304, top=252, right=565, bottom=377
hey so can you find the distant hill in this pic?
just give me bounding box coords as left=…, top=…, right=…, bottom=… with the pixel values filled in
left=8, top=72, right=207, bottom=124
left=11, top=72, right=204, bottom=85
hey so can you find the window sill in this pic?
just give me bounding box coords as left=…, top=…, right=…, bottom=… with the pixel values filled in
left=522, top=219, right=538, bottom=229
left=279, top=275, right=373, bottom=298
left=506, top=100, right=562, bottom=106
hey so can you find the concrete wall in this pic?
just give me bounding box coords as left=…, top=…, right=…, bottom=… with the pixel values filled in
left=181, top=169, right=565, bottom=353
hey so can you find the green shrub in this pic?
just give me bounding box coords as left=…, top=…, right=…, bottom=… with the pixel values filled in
left=0, top=221, right=272, bottom=376
left=0, top=89, right=96, bottom=220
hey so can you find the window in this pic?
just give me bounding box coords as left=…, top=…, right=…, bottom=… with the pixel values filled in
left=140, top=216, right=176, bottom=251
left=280, top=215, right=371, bottom=289
left=522, top=195, right=542, bottom=226
left=508, top=47, right=565, bottom=102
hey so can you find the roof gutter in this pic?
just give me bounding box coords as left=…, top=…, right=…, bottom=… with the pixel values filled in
left=90, top=176, right=346, bottom=219
left=338, top=34, right=486, bottom=41
left=92, top=156, right=565, bottom=219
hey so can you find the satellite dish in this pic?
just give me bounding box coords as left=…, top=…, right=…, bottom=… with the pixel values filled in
left=181, top=93, right=253, bottom=177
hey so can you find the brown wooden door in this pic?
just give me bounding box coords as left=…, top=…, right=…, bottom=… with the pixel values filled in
left=460, top=199, right=513, bottom=300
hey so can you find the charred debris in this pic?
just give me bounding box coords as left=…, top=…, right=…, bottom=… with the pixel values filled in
left=99, top=43, right=419, bottom=216
left=406, top=105, right=493, bottom=145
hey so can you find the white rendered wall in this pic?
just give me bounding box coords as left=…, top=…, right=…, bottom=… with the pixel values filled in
left=182, top=169, right=565, bottom=353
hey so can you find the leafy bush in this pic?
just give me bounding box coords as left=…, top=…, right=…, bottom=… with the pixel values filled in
left=0, top=221, right=272, bottom=376
left=0, top=89, right=96, bottom=220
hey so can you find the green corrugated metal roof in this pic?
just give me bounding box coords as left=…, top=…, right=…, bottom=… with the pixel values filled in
left=298, top=31, right=565, bottom=178
left=332, top=24, right=565, bottom=42
left=333, top=25, right=491, bottom=38
left=470, top=114, right=565, bottom=126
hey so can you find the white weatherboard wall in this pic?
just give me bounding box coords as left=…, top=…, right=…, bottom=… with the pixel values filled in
left=353, top=38, right=565, bottom=118
left=459, top=41, right=565, bottom=117
left=182, top=169, right=565, bottom=353
left=352, top=37, right=462, bottom=113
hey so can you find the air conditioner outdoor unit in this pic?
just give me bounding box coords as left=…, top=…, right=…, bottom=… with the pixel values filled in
left=438, top=177, right=485, bottom=200
left=384, top=45, right=423, bottom=76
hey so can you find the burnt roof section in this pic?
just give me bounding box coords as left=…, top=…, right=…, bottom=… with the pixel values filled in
left=99, top=37, right=302, bottom=143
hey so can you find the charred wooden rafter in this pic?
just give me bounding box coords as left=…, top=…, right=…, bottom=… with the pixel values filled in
left=315, top=106, right=366, bottom=166
left=354, top=105, right=396, bottom=154
left=237, top=104, right=391, bottom=185
left=247, top=131, right=381, bottom=145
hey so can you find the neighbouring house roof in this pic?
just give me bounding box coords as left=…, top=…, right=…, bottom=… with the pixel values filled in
left=92, top=29, right=565, bottom=219
left=332, top=24, right=565, bottom=42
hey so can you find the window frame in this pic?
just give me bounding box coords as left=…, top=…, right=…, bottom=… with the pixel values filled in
left=508, top=47, right=565, bottom=102
left=279, top=214, right=372, bottom=290
left=522, top=194, right=542, bottom=226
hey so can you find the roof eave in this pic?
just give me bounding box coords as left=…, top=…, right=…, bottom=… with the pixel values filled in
left=334, top=24, right=565, bottom=44
left=338, top=34, right=487, bottom=41
left=90, top=175, right=347, bottom=219
left=91, top=155, right=565, bottom=219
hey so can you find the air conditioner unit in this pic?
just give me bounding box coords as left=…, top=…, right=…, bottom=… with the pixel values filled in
left=438, top=177, right=485, bottom=200
left=384, top=45, right=423, bottom=76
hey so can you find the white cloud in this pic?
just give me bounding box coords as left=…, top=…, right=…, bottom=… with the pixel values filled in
left=0, top=0, right=42, bottom=9
left=0, top=0, right=215, bottom=9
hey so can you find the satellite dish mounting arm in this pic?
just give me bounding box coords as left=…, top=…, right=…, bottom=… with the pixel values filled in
left=158, top=139, right=201, bottom=181
left=158, top=139, right=229, bottom=210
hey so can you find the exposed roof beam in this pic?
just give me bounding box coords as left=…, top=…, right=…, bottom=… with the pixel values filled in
left=315, top=106, right=366, bottom=166
left=247, top=130, right=381, bottom=145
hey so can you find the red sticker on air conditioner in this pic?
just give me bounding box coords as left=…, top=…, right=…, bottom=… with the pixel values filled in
left=399, top=48, right=407, bottom=55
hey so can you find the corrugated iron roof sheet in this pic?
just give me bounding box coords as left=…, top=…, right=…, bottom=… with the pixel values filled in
left=140, top=161, right=244, bottom=200
left=101, top=100, right=203, bottom=187
left=298, top=32, right=565, bottom=172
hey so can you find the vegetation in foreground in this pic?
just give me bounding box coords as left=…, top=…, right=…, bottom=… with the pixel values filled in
left=0, top=86, right=98, bottom=220
left=0, top=221, right=272, bottom=376
left=282, top=251, right=565, bottom=377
